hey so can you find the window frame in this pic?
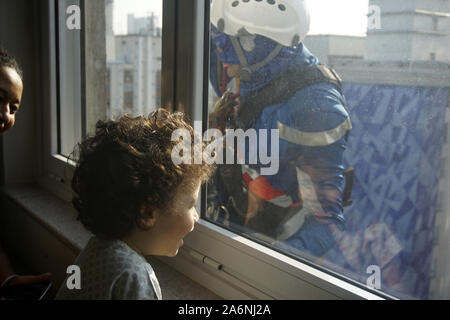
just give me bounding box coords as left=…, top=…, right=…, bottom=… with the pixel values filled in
left=38, top=0, right=404, bottom=300
left=39, top=0, right=76, bottom=202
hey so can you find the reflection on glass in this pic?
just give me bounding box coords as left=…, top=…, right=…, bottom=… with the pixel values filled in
left=206, top=0, right=450, bottom=299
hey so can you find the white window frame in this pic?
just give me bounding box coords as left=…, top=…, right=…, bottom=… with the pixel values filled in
left=39, top=0, right=79, bottom=202
left=39, top=0, right=112, bottom=201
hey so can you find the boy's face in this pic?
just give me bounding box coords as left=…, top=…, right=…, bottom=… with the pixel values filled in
left=0, top=66, right=23, bottom=136
left=152, top=181, right=201, bottom=257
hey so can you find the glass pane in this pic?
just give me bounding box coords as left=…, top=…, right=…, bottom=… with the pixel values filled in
left=105, top=0, right=163, bottom=121
left=57, top=0, right=82, bottom=157
left=206, top=0, right=450, bottom=299
left=57, top=0, right=163, bottom=155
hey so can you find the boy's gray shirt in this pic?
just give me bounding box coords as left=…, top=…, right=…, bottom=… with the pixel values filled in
left=56, top=236, right=162, bottom=300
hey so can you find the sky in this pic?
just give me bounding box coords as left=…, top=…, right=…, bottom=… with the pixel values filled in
left=113, top=0, right=370, bottom=36
left=113, top=0, right=163, bottom=34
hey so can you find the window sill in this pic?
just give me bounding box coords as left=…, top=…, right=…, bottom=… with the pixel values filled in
left=0, top=184, right=221, bottom=300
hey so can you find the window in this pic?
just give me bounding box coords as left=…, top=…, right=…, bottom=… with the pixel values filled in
left=53, top=0, right=163, bottom=145
left=40, top=0, right=165, bottom=204
left=106, top=69, right=111, bottom=110
left=56, top=0, right=82, bottom=157
left=432, top=17, right=439, bottom=31
left=123, top=70, right=134, bottom=111
left=196, top=0, right=450, bottom=300
left=42, top=0, right=450, bottom=300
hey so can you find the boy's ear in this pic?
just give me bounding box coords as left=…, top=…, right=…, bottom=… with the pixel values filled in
left=139, top=216, right=156, bottom=228
left=138, top=206, right=158, bottom=229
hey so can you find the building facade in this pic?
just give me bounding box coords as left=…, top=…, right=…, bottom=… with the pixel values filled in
left=106, top=4, right=162, bottom=118
left=304, top=0, right=450, bottom=63
left=366, top=0, right=450, bottom=62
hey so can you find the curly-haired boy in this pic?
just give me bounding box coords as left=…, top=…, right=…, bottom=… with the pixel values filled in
left=56, top=109, right=214, bottom=300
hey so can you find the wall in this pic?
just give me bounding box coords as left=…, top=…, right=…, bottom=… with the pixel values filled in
left=0, top=193, right=79, bottom=298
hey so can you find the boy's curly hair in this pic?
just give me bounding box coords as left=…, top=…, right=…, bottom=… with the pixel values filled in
left=0, top=47, right=23, bottom=80
left=71, top=109, right=214, bottom=239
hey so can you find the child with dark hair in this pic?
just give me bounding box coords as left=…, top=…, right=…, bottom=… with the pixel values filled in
left=0, top=47, right=23, bottom=135
left=1, top=47, right=52, bottom=297
left=56, top=109, right=214, bottom=300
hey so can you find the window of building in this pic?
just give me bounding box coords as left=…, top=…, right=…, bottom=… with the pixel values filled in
left=432, top=17, right=439, bottom=31
left=123, top=70, right=134, bottom=110
left=106, top=69, right=111, bottom=111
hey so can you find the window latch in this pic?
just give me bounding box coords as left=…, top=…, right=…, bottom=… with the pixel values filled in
left=188, top=249, right=223, bottom=271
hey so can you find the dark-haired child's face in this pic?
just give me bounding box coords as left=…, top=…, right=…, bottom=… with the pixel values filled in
left=150, top=181, right=201, bottom=257
left=0, top=66, right=23, bottom=135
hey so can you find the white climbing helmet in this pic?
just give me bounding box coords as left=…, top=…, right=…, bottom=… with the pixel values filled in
left=210, top=0, right=311, bottom=47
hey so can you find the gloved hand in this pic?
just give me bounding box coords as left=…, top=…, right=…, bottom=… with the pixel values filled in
left=208, top=90, right=238, bottom=133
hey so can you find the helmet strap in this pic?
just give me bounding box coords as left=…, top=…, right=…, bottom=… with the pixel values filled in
left=230, top=36, right=283, bottom=81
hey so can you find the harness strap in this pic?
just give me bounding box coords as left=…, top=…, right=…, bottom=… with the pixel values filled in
left=235, top=64, right=346, bottom=129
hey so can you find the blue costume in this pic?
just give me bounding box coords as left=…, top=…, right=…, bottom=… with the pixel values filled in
left=209, top=26, right=352, bottom=257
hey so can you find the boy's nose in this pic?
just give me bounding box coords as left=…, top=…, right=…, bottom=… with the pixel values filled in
left=0, top=102, right=10, bottom=116
left=0, top=104, right=13, bottom=134
left=0, top=105, right=6, bottom=127
left=193, top=209, right=199, bottom=222
left=0, top=101, right=9, bottom=113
